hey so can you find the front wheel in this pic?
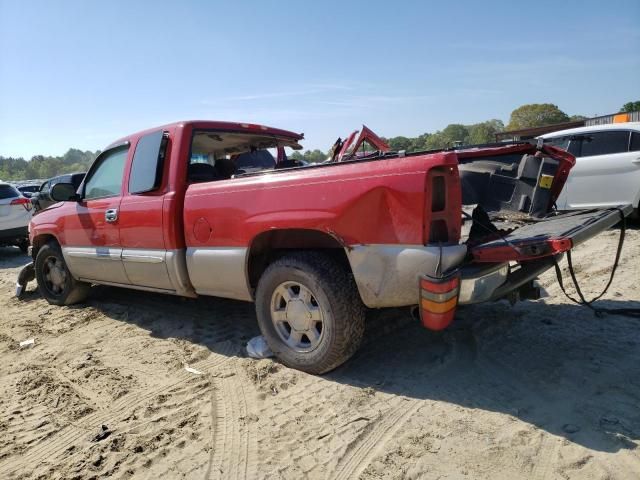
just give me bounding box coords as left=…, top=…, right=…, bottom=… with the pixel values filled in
left=35, top=242, right=90, bottom=305
left=255, top=252, right=365, bottom=374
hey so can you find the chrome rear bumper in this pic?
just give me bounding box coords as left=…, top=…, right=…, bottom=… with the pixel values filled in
left=458, top=263, right=509, bottom=304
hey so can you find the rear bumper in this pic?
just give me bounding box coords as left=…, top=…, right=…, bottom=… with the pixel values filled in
left=457, top=257, right=558, bottom=305
left=346, top=244, right=467, bottom=308
left=458, top=262, right=509, bottom=304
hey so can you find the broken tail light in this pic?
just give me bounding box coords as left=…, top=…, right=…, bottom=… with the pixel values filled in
left=424, top=165, right=462, bottom=245
left=419, top=271, right=460, bottom=330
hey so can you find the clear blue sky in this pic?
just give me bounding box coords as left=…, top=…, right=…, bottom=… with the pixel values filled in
left=1, top=0, right=638, bottom=158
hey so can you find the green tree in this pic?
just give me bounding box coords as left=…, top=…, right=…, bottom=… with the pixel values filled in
left=620, top=101, right=640, bottom=113
left=387, top=136, right=412, bottom=151
left=424, top=131, right=447, bottom=150
left=468, top=119, right=504, bottom=144
left=442, top=124, right=469, bottom=145
left=0, top=149, right=99, bottom=181
left=291, top=149, right=327, bottom=163
left=506, top=103, right=570, bottom=130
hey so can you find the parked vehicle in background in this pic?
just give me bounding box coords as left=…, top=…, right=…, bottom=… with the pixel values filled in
left=540, top=123, right=640, bottom=216
left=16, top=184, right=41, bottom=198
left=0, top=181, right=32, bottom=252
left=20, top=120, right=631, bottom=374
left=31, top=172, right=85, bottom=212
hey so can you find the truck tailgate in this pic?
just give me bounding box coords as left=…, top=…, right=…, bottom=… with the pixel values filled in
left=471, top=205, right=633, bottom=263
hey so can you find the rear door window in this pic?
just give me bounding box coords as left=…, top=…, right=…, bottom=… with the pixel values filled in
left=630, top=132, right=640, bottom=152
left=0, top=184, right=19, bottom=199
left=579, top=130, right=630, bottom=157
left=129, top=130, right=167, bottom=194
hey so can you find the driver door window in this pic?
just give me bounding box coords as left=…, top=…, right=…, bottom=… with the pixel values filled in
left=84, top=148, right=128, bottom=199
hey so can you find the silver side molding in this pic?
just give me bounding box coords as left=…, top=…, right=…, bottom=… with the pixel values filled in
left=166, top=249, right=196, bottom=298
left=80, top=278, right=178, bottom=295
left=62, top=246, right=130, bottom=284
left=186, top=247, right=252, bottom=301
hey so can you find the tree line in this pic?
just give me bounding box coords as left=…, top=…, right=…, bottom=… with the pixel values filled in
left=0, top=148, right=100, bottom=182
left=291, top=100, right=637, bottom=163
left=2, top=101, right=637, bottom=179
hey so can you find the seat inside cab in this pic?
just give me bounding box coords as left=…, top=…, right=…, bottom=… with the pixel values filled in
left=188, top=131, right=303, bottom=183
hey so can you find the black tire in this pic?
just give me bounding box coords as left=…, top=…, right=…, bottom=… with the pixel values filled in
left=35, top=241, right=90, bottom=305
left=255, top=251, right=366, bottom=374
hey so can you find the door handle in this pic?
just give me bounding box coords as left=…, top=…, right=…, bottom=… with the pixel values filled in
left=105, top=208, right=118, bottom=223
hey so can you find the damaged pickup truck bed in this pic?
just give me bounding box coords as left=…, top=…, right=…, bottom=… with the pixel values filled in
left=20, top=121, right=632, bottom=373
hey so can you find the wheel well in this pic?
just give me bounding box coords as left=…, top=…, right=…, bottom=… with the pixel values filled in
left=247, top=229, right=350, bottom=289
left=31, top=234, right=57, bottom=259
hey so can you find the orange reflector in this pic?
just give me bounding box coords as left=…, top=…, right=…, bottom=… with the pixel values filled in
left=421, top=296, right=457, bottom=314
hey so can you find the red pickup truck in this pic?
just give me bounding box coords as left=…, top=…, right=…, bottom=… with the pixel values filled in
left=20, top=120, right=631, bottom=373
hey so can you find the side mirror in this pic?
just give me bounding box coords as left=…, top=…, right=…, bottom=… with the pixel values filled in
left=50, top=182, right=79, bottom=202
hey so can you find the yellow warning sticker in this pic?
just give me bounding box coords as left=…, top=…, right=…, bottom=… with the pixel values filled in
left=539, top=174, right=554, bottom=189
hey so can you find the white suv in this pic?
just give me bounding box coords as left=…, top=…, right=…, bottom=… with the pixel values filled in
left=0, top=182, right=32, bottom=252
left=540, top=123, right=640, bottom=216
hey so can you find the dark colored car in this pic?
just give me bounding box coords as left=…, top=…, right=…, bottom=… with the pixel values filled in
left=32, top=172, right=85, bottom=212
left=17, top=184, right=41, bottom=198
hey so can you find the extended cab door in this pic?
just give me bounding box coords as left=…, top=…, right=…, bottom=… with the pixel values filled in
left=565, top=129, right=639, bottom=209
left=61, top=144, right=130, bottom=284
left=118, top=129, right=175, bottom=291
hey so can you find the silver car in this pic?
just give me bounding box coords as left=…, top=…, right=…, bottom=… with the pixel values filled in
left=540, top=122, right=640, bottom=216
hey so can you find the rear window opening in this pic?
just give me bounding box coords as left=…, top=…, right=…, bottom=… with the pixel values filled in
left=188, top=131, right=303, bottom=183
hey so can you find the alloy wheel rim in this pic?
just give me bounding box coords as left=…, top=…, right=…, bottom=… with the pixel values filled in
left=270, top=281, right=325, bottom=352
left=42, top=256, right=67, bottom=295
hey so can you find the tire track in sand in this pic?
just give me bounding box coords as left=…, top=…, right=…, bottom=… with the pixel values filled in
left=0, top=343, right=235, bottom=476
left=331, top=398, right=421, bottom=480
left=207, top=361, right=258, bottom=480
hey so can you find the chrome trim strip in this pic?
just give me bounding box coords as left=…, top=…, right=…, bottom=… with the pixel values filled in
left=186, top=247, right=251, bottom=301
left=121, top=253, right=165, bottom=264
left=65, top=249, right=121, bottom=260
left=345, top=244, right=467, bottom=308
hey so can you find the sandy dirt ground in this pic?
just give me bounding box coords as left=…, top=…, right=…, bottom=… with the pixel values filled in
left=0, top=227, right=639, bottom=479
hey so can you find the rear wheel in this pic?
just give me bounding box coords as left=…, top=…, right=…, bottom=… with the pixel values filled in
left=35, top=242, right=90, bottom=305
left=255, top=252, right=365, bottom=374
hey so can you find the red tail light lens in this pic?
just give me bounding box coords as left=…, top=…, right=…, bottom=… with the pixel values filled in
left=11, top=197, right=32, bottom=211
left=419, top=272, right=460, bottom=330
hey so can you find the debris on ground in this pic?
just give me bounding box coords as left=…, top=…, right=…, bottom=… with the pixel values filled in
left=246, top=336, right=273, bottom=359
left=19, top=338, right=35, bottom=348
